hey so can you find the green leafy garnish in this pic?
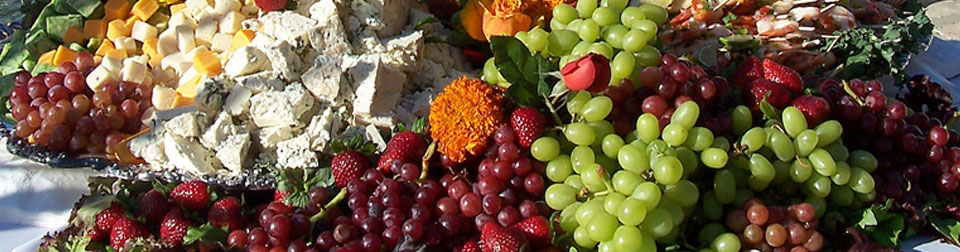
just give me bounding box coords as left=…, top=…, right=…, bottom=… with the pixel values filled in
left=489, top=36, right=554, bottom=107
left=852, top=200, right=912, bottom=247
left=183, top=223, right=229, bottom=246
left=825, top=10, right=933, bottom=84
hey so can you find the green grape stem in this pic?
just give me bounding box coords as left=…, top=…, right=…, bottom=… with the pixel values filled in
left=309, top=188, right=348, bottom=223
left=544, top=96, right=564, bottom=126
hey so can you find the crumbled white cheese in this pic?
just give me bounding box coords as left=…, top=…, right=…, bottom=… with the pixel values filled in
left=165, top=112, right=208, bottom=138
left=380, top=30, right=423, bottom=72
left=302, top=55, right=347, bottom=104
left=249, top=83, right=315, bottom=127
left=128, top=132, right=168, bottom=169
left=302, top=107, right=341, bottom=151
left=261, top=41, right=304, bottom=81
left=256, top=125, right=296, bottom=149
left=276, top=134, right=319, bottom=169
left=216, top=131, right=251, bottom=172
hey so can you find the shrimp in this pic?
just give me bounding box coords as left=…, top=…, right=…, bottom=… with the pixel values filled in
left=789, top=7, right=820, bottom=22
left=772, top=0, right=794, bottom=14
left=757, top=16, right=800, bottom=37
left=819, top=5, right=855, bottom=33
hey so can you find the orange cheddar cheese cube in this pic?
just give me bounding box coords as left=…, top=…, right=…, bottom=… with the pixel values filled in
left=106, top=19, right=130, bottom=41
left=175, top=76, right=202, bottom=98
left=193, top=50, right=222, bottom=76
left=172, top=94, right=195, bottom=107
left=170, top=3, right=186, bottom=14
left=37, top=50, right=57, bottom=65
left=53, top=46, right=78, bottom=66
left=104, top=0, right=132, bottom=20
left=83, top=19, right=107, bottom=38
left=149, top=55, right=163, bottom=68
left=124, top=16, right=141, bottom=31
left=132, top=0, right=159, bottom=21
left=231, top=30, right=255, bottom=51
left=105, top=48, right=128, bottom=59
left=96, top=40, right=117, bottom=56
left=63, top=26, right=85, bottom=44
left=142, top=38, right=159, bottom=58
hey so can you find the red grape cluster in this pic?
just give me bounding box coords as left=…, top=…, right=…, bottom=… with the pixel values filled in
left=8, top=51, right=153, bottom=155
left=899, top=75, right=956, bottom=123
left=727, top=199, right=825, bottom=252
left=227, top=201, right=315, bottom=252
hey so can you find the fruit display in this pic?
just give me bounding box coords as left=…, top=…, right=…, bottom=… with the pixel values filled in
left=0, top=0, right=957, bottom=251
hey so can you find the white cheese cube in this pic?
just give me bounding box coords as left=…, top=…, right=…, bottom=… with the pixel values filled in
left=195, top=7, right=218, bottom=20
left=175, top=26, right=197, bottom=53
left=185, top=0, right=214, bottom=14
left=216, top=132, right=250, bottom=172
left=214, top=0, right=242, bottom=15
left=178, top=67, right=200, bottom=88
left=249, top=83, right=316, bottom=127
left=219, top=11, right=244, bottom=34
left=163, top=133, right=220, bottom=175
left=131, top=21, right=158, bottom=43
left=195, top=17, right=218, bottom=47
left=114, top=37, right=137, bottom=54
left=224, top=46, right=269, bottom=78
left=160, top=52, right=191, bottom=75
left=121, top=60, right=148, bottom=84
left=86, top=65, right=119, bottom=91
left=152, top=66, right=178, bottom=85
left=152, top=86, right=177, bottom=109
left=210, top=33, right=233, bottom=53
left=101, top=55, right=124, bottom=74
left=157, top=29, right=179, bottom=56
left=168, top=12, right=197, bottom=28
left=240, top=5, right=258, bottom=16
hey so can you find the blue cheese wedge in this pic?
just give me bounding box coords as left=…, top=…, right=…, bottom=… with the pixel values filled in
left=223, top=86, right=252, bottom=116
left=249, top=83, right=315, bottom=127
left=276, top=134, right=319, bottom=169
left=201, top=112, right=239, bottom=149
left=236, top=70, right=284, bottom=93
left=302, top=55, right=346, bottom=104
left=349, top=55, right=405, bottom=119
left=258, top=11, right=318, bottom=46
left=260, top=40, right=303, bottom=81
left=163, top=133, right=221, bottom=174
left=256, top=125, right=296, bottom=149
left=224, top=46, right=270, bottom=78
left=165, top=112, right=208, bottom=138
left=215, top=131, right=251, bottom=172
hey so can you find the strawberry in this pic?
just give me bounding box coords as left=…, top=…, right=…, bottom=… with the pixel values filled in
left=480, top=222, right=528, bottom=252
left=460, top=240, right=482, bottom=252
left=733, top=57, right=763, bottom=87
left=254, top=0, right=286, bottom=12
left=110, top=217, right=148, bottom=250
left=513, top=216, right=550, bottom=248
left=511, top=107, right=546, bottom=148
left=160, top=208, right=196, bottom=246
left=88, top=227, right=106, bottom=241
left=169, top=181, right=210, bottom=212
left=95, top=202, right=126, bottom=233
left=138, top=189, right=171, bottom=224
left=378, top=131, right=428, bottom=172
left=274, top=189, right=290, bottom=202
left=745, top=79, right=792, bottom=111
left=762, top=58, right=803, bottom=93
left=332, top=150, right=371, bottom=187
left=208, top=196, right=245, bottom=231
left=791, top=95, right=832, bottom=125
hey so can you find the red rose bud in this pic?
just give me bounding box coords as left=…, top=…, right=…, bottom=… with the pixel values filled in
left=561, top=53, right=611, bottom=93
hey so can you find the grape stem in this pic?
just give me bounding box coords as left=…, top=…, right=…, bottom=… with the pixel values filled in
left=544, top=96, right=563, bottom=126
left=417, top=143, right=436, bottom=183
left=308, top=188, right=347, bottom=224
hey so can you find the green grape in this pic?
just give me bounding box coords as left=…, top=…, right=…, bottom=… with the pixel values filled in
left=849, top=167, right=875, bottom=194
left=547, top=30, right=579, bottom=56
left=526, top=27, right=549, bottom=52
left=809, top=148, right=837, bottom=176
left=515, top=31, right=530, bottom=46
left=790, top=158, right=813, bottom=182
left=714, top=170, right=736, bottom=204
left=831, top=185, right=854, bottom=206
left=857, top=190, right=876, bottom=202
left=621, top=29, right=649, bottom=53
left=567, top=18, right=584, bottom=33
left=598, top=241, right=614, bottom=252
left=553, top=4, right=578, bottom=24
left=638, top=4, right=668, bottom=24
left=641, top=208, right=674, bottom=238
left=601, top=134, right=625, bottom=158
left=545, top=184, right=578, bottom=210
left=794, top=129, right=819, bottom=157
left=712, top=137, right=730, bottom=151
left=646, top=140, right=669, bottom=158
left=805, top=194, right=827, bottom=218
left=832, top=161, right=851, bottom=185
left=577, top=198, right=605, bottom=225
left=814, top=120, right=842, bottom=147
left=617, top=144, right=651, bottom=173
left=672, top=101, right=700, bottom=129
left=766, top=130, right=795, bottom=161
left=571, top=40, right=592, bottom=57
left=583, top=96, right=614, bottom=122
left=741, top=127, right=767, bottom=152
left=612, top=170, right=643, bottom=195
left=581, top=164, right=608, bottom=192
left=546, top=155, right=573, bottom=182
left=579, top=19, right=601, bottom=42
left=612, top=51, right=636, bottom=78
left=806, top=173, right=832, bottom=198
left=592, top=7, right=620, bottom=26
left=586, top=212, right=619, bottom=241
left=589, top=121, right=616, bottom=148
left=631, top=182, right=661, bottom=210
left=602, top=24, right=628, bottom=49
left=634, top=45, right=661, bottom=67
left=825, top=142, right=849, bottom=162
left=683, top=127, right=714, bottom=151
left=565, top=175, right=585, bottom=189
left=782, top=107, right=808, bottom=137
left=620, top=7, right=646, bottom=27
left=657, top=198, right=684, bottom=227
left=636, top=113, right=661, bottom=142
left=574, top=226, right=597, bottom=247
left=567, top=91, right=591, bottom=115
left=572, top=146, right=596, bottom=173
left=665, top=180, right=699, bottom=207
left=589, top=42, right=614, bottom=59
left=560, top=202, right=582, bottom=232
left=702, top=192, right=723, bottom=221
left=732, top=105, right=752, bottom=135
left=604, top=193, right=626, bottom=214
left=565, top=123, right=596, bottom=146
left=631, top=138, right=648, bottom=150
left=701, top=148, right=729, bottom=169
left=662, top=123, right=689, bottom=146
left=711, top=233, right=741, bottom=252
left=577, top=0, right=598, bottom=17
left=532, top=137, right=561, bottom=161
left=481, top=58, right=500, bottom=85
left=653, top=156, right=683, bottom=184
left=617, top=198, right=647, bottom=225
left=631, top=19, right=659, bottom=38
left=772, top=160, right=791, bottom=184
left=849, top=150, right=878, bottom=172
left=613, top=225, right=644, bottom=251
left=550, top=18, right=568, bottom=31
left=677, top=147, right=699, bottom=176
left=748, top=153, right=776, bottom=183
left=602, top=0, right=628, bottom=11
left=640, top=232, right=657, bottom=252
left=698, top=223, right=726, bottom=247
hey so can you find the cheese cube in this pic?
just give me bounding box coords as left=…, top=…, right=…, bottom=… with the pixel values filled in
left=193, top=50, right=222, bottom=76
left=37, top=50, right=56, bottom=65
left=149, top=54, right=163, bottom=68
left=172, top=94, right=195, bottom=107
left=231, top=30, right=255, bottom=51
left=101, top=55, right=124, bottom=73
left=53, top=46, right=78, bottom=66
left=185, top=0, right=214, bottom=14
left=104, top=50, right=128, bottom=62
left=210, top=33, right=233, bottom=53
left=157, top=29, right=178, bottom=56
left=63, top=26, right=84, bottom=44
left=161, top=52, right=191, bottom=74
left=175, top=26, right=197, bottom=53
left=106, top=19, right=130, bottom=41
left=114, top=37, right=137, bottom=54
left=122, top=60, right=148, bottom=83
left=185, top=46, right=210, bottom=61
left=83, top=19, right=107, bottom=38
left=214, top=0, right=241, bottom=14
left=131, top=21, right=157, bottom=42
left=87, top=65, right=119, bottom=91
left=142, top=38, right=159, bottom=57
left=168, top=12, right=197, bottom=28
left=170, top=3, right=186, bottom=14
left=95, top=39, right=117, bottom=56
left=141, top=72, right=154, bottom=86
left=152, top=66, right=177, bottom=84
left=195, top=17, right=218, bottom=46
left=124, top=16, right=141, bottom=32
left=194, top=7, right=218, bottom=20
left=177, top=68, right=201, bottom=96
left=104, top=0, right=132, bottom=20
left=219, top=11, right=244, bottom=34
left=132, top=0, right=159, bottom=21
left=152, top=86, right=177, bottom=109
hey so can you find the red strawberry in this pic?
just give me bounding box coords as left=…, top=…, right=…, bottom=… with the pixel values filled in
left=160, top=208, right=196, bottom=246
left=110, top=217, right=148, bottom=250
left=208, top=196, right=245, bottom=231
left=460, top=240, right=482, bottom=252
left=745, top=79, right=792, bottom=110
left=791, top=95, right=832, bottom=125
left=480, top=222, right=528, bottom=252
left=95, top=202, right=126, bottom=233
left=169, top=181, right=210, bottom=212
left=254, top=0, right=286, bottom=12
left=762, top=58, right=803, bottom=93
left=511, top=107, right=546, bottom=148
left=332, top=151, right=371, bottom=187
left=88, top=227, right=106, bottom=241
left=378, top=131, right=428, bottom=172
left=274, top=189, right=290, bottom=202
left=513, top=216, right=551, bottom=248
left=138, top=189, right=171, bottom=224
left=733, top=57, right=763, bottom=86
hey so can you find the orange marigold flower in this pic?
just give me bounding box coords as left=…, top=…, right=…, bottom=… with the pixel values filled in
left=429, top=76, right=504, bottom=163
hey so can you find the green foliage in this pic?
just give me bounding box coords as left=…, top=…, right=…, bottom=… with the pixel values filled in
left=184, top=223, right=229, bottom=246
left=826, top=10, right=933, bottom=84
left=489, top=36, right=555, bottom=107
left=852, top=200, right=913, bottom=247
